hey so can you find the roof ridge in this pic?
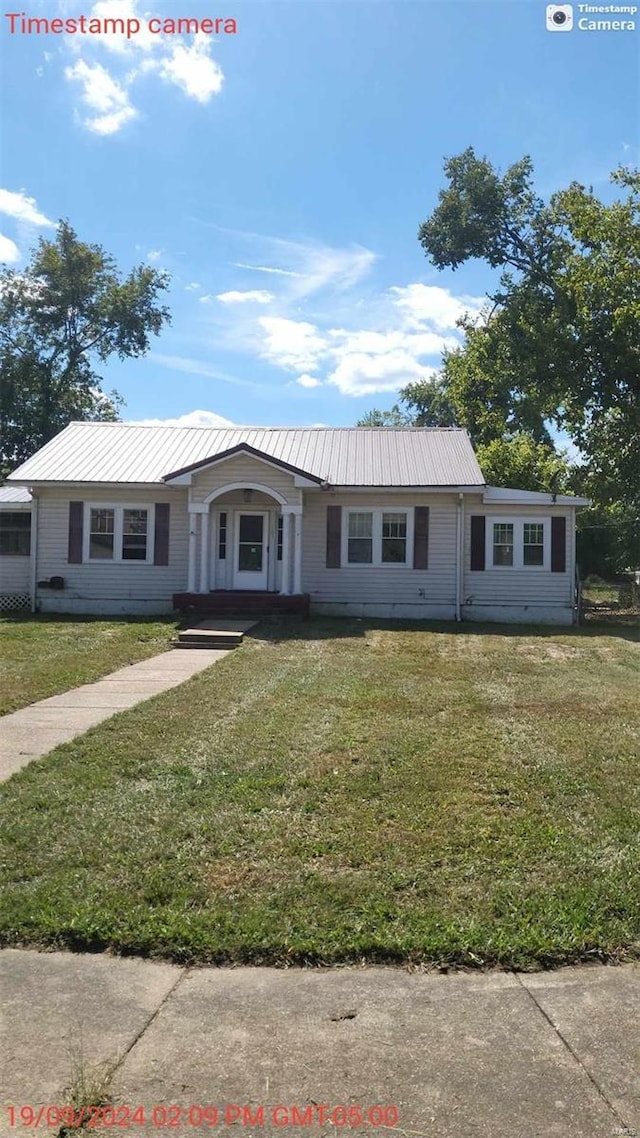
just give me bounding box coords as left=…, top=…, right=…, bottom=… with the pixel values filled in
left=70, top=421, right=467, bottom=433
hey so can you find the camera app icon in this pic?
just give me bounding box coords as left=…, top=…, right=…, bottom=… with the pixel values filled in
left=547, top=4, right=574, bottom=30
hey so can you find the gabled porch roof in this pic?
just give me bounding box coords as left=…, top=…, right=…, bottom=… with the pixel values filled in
left=162, top=443, right=324, bottom=486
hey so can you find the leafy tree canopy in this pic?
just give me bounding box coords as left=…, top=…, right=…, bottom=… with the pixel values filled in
left=359, top=150, right=639, bottom=570
left=0, top=221, right=171, bottom=475
left=417, top=149, right=640, bottom=513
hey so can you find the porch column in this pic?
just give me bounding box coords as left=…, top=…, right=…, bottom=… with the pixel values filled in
left=279, top=510, right=291, bottom=595
left=187, top=511, right=198, bottom=593
left=292, top=509, right=303, bottom=594
left=199, top=508, right=210, bottom=594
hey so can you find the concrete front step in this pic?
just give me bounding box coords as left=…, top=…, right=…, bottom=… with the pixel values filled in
left=174, top=619, right=257, bottom=650
left=176, top=634, right=243, bottom=649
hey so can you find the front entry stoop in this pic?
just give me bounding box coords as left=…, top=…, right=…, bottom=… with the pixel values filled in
left=175, top=619, right=257, bottom=650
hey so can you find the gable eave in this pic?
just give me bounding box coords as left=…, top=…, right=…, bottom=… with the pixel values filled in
left=162, top=443, right=324, bottom=486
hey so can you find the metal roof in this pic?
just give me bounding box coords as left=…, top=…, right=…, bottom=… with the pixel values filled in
left=8, top=422, right=485, bottom=488
left=0, top=485, right=32, bottom=504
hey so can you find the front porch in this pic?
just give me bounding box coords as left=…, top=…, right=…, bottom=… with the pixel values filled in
left=173, top=590, right=310, bottom=617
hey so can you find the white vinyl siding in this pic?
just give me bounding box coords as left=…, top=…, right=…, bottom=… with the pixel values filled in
left=189, top=454, right=300, bottom=506
left=302, top=491, right=457, bottom=617
left=35, top=487, right=188, bottom=609
left=0, top=555, right=31, bottom=593
left=464, top=500, right=574, bottom=609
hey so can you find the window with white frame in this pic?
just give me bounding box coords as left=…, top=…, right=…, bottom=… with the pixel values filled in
left=523, top=522, right=544, bottom=566
left=489, top=518, right=549, bottom=570
left=347, top=512, right=373, bottom=564
left=85, top=505, right=153, bottom=563
left=492, top=522, right=514, bottom=567
left=343, top=508, right=413, bottom=567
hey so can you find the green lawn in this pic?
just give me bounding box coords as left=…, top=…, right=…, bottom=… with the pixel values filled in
left=0, top=615, right=179, bottom=715
left=1, top=618, right=639, bottom=969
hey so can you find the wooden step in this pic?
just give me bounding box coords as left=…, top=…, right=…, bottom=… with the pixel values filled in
left=173, top=592, right=310, bottom=617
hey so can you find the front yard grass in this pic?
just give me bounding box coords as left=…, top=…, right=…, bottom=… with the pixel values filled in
left=0, top=618, right=639, bottom=969
left=0, top=615, right=179, bottom=715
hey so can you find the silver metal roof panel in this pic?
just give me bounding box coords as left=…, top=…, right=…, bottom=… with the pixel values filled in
left=8, top=422, right=485, bottom=487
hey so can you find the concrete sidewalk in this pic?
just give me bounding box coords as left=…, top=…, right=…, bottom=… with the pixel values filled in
left=0, top=648, right=229, bottom=783
left=0, top=951, right=638, bottom=1138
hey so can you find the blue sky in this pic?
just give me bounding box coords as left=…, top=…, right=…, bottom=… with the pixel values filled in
left=1, top=0, right=638, bottom=428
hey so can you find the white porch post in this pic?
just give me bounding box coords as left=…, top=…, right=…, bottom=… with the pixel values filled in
left=279, top=510, right=291, bottom=595
left=187, top=511, right=198, bottom=593
left=293, top=509, right=303, bottom=594
left=199, top=508, right=210, bottom=594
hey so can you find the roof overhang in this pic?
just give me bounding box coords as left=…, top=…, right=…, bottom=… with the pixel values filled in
left=482, top=486, right=591, bottom=507
left=162, top=443, right=324, bottom=487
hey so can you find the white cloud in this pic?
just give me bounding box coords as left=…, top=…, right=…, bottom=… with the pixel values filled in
left=327, top=327, right=457, bottom=358
left=185, top=281, right=201, bottom=291
left=230, top=236, right=376, bottom=300
left=217, top=289, right=274, bottom=305
left=327, top=351, right=439, bottom=398
left=234, top=262, right=302, bottom=278
left=158, top=37, right=224, bottom=103
left=148, top=353, right=264, bottom=390
left=85, top=0, right=159, bottom=56
left=391, top=283, right=485, bottom=331
left=60, top=0, right=226, bottom=133
left=205, top=231, right=484, bottom=398
left=0, top=234, right=20, bottom=263
left=146, top=248, right=163, bottom=262
left=0, top=189, right=53, bottom=227
left=246, top=304, right=460, bottom=397
left=65, top=59, right=137, bottom=134
left=199, top=294, right=215, bottom=304
left=128, top=409, right=236, bottom=427
left=258, top=317, right=327, bottom=373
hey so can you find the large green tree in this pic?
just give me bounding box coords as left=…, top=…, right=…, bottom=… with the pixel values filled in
left=0, top=221, right=171, bottom=475
left=359, top=151, right=640, bottom=569
left=417, top=149, right=639, bottom=514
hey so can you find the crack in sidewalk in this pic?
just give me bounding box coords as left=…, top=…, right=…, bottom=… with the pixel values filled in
left=513, top=971, right=632, bottom=1130
left=105, top=965, right=190, bottom=1084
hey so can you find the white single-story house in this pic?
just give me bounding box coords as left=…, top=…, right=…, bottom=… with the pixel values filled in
left=1, top=422, right=590, bottom=624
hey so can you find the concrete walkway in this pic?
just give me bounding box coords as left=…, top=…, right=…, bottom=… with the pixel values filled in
left=0, top=951, right=638, bottom=1138
left=0, top=648, right=229, bottom=783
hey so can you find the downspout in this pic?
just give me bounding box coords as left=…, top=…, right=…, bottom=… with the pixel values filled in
left=455, top=492, right=463, bottom=621
left=30, top=491, right=38, bottom=614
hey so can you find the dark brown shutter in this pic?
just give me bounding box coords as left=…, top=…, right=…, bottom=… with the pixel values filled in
left=470, top=515, right=486, bottom=571
left=413, top=506, right=429, bottom=569
left=154, top=503, right=170, bottom=566
left=326, top=505, right=341, bottom=568
left=68, top=501, right=83, bottom=563
left=551, top=516, right=566, bottom=573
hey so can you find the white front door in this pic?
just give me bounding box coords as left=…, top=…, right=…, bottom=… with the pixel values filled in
left=232, top=511, right=269, bottom=590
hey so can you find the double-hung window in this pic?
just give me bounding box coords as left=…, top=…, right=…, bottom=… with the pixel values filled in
left=343, top=508, right=413, bottom=567
left=0, top=511, right=31, bottom=556
left=492, top=523, right=514, bottom=567
left=523, top=523, right=544, bottom=566
left=489, top=518, right=549, bottom=570
left=85, top=505, right=153, bottom=563
left=347, top=512, right=374, bottom=564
